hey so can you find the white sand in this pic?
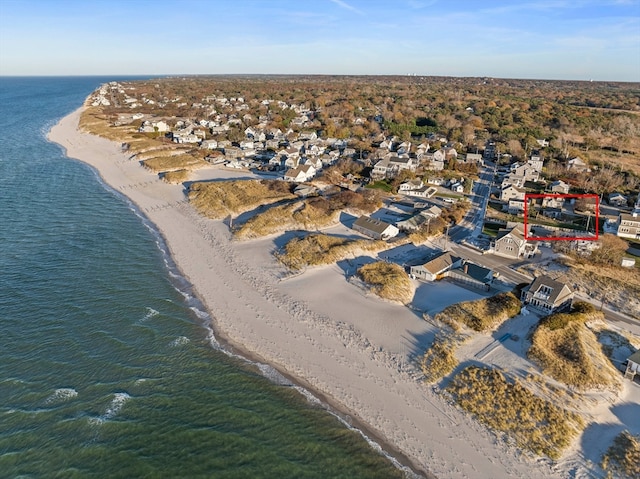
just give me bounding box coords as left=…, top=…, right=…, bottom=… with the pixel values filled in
left=49, top=107, right=626, bottom=479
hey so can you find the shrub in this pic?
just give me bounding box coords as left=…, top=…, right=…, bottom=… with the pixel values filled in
left=188, top=180, right=295, bottom=219
left=601, top=431, right=640, bottom=479
left=162, top=169, right=190, bottom=183
left=420, top=335, right=459, bottom=383
left=528, top=304, right=620, bottom=389
left=435, top=292, right=521, bottom=332
left=446, top=366, right=584, bottom=459
left=275, top=234, right=386, bottom=270
left=357, top=262, right=413, bottom=304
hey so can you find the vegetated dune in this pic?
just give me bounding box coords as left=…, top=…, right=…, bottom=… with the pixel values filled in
left=435, top=292, right=521, bottom=332
left=528, top=302, right=621, bottom=390
left=601, top=430, right=640, bottom=479
left=143, top=154, right=207, bottom=172
left=420, top=334, right=461, bottom=383
left=446, top=366, right=584, bottom=460
left=162, top=169, right=190, bottom=184
left=356, top=261, right=413, bottom=304
left=275, top=233, right=386, bottom=270
left=188, top=180, right=295, bottom=219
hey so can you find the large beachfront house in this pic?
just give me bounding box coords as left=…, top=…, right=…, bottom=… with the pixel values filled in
left=410, top=252, right=494, bottom=290
left=491, top=225, right=537, bottom=259
left=521, top=275, right=573, bottom=313
left=410, top=251, right=461, bottom=281
left=617, top=213, right=640, bottom=240
left=352, top=216, right=399, bottom=240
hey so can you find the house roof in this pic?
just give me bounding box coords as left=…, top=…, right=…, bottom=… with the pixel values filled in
left=628, top=350, right=640, bottom=366
left=452, top=261, right=493, bottom=283
left=525, top=275, right=572, bottom=305
left=620, top=213, right=640, bottom=223
left=496, top=225, right=526, bottom=244
left=420, top=251, right=461, bottom=275
left=353, top=216, right=394, bottom=235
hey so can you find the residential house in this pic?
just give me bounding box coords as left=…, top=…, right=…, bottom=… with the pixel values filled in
left=371, top=156, right=416, bottom=179
left=542, top=196, right=564, bottom=209
left=303, top=156, right=323, bottom=170
left=521, top=275, right=573, bottom=313
left=624, top=350, right=640, bottom=380
left=527, top=153, right=544, bottom=172
left=549, top=180, right=570, bottom=194
left=426, top=177, right=445, bottom=186
left=447, top=261, right=494, bottom=291
left=508, top=199, right=525, bottom=215
left=407, top=186, right=437, bottom=198
left=617, top=213, right=640, bottom=240
left=513, top=163, right=540, bottom=182
left=450, top=182, right=464, bottom=194
left=608, top=193, right=628, bottom=207
left=352, top=216, right=399, bottom=240
left=492, top=225, right=536, bottom=259
left=398, top=179, right=424, bottom=192
left=283, top=164, right=316, bottom=183
left=567, top=157, right=590, bottom=172
left=410, top=251, right=461, bottom=281
left=200, top=139, right=218, bottom=150
left=396, top=206, right=442, bottom=232
left=501, top=184, right=526, bottom=202
left=502, top=173, right=525, bottom=188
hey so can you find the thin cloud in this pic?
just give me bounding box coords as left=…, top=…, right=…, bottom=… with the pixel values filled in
left=329, top=0, right=364, bottom=15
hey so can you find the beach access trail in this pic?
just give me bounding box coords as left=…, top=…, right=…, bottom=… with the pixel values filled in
left=49, top=107, right=567, bottom=479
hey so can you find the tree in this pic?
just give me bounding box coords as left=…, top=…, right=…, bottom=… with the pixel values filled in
left=589, top=234, right=628, bottom=266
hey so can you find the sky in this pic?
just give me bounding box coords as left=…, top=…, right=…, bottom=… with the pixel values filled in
left=0, top=0, right=639, bottom=81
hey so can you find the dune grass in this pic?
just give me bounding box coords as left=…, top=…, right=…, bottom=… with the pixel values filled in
left=601, top=431, right=640, bottom=479
left=357, top=262, right=413, bottom=304
left=435, top=292, right=521, bottom=332
left=188, top=180, right=295, bottom=219
left=142, top=154, right=207, bottom=172
left=162, top=169, right=190, bottom=184
left=420, top=334, right=461, bottom=383
left=528, top=302, right=620, bottom=390
left=276, top=233, right=386, bottom=271
left=446, top=366, right=584, bottom=460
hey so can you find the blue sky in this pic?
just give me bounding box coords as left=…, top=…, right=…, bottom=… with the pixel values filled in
left=0, top=0, right=638, bottom=81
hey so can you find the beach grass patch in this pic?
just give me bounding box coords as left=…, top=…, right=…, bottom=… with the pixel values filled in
left=356, top=262, right=413, bottom=304
left=235, top=191, right=379, bottom=239
left=446, top=366, right=584, bottom=460
left=162, top=169, right=190, bottom=184
left=601, top=431, right=640, bottom=479
left=276, top=234, right=386, bottom=271
left=528, top=302, right=620, bottom=390
left=420, top=334, right=461, bottom=383
left=435, top=292, right=521, bottom=332
left=189, top=180, right=295, bottom=219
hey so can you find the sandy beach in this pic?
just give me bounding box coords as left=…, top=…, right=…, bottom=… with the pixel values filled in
left=48, top=107, right=612, bottom=479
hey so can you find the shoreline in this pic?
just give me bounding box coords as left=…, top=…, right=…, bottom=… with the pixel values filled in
left=48, top=106, right=563, bottom=479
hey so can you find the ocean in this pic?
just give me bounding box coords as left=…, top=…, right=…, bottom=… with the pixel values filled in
left=0, top=77, right=405, bottom=478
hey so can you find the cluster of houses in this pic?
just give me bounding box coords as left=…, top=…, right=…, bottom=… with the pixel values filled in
left=498, top=152, right=546, bottom=214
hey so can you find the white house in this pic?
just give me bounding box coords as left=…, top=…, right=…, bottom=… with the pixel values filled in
left=352, top=216, right=399, bottom=240
left=283, top=164, right=316, bottom=183
left=501, top=185, right=526, bottom=202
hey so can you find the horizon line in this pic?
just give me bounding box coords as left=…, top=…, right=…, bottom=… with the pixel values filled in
left=1, top=73, right=639, bottom=84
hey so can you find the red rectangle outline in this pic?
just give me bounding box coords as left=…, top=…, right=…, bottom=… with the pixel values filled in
left=524, top=193, right=599, bottom=241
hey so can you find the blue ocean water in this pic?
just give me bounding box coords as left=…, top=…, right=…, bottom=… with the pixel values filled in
left=0, top=77, right=405, bottom=478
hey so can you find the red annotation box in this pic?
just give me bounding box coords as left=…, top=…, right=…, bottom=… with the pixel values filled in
left=524, top=194, right=599, bottom=241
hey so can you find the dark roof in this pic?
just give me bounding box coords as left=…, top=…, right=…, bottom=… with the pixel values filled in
left=628, top=350, right=640, bottom=366
left=353, top=216, right=393, bottom=235
left=451, top=261, right=493, bottom=283
left=525, top=275, right=572, bottom=305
